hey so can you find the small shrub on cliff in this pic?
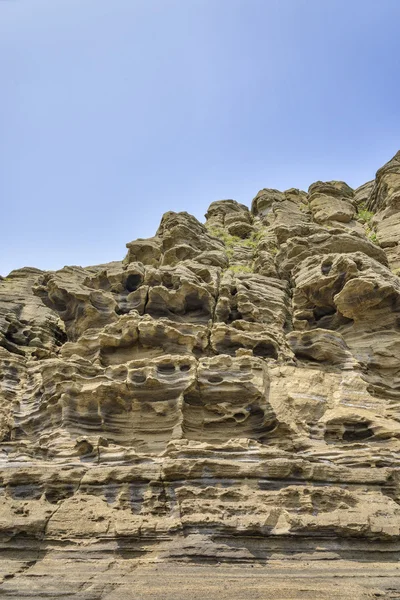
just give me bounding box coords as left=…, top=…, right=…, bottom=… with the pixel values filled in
left=239, top=237, right=258, bottom=249
left=251, top=229, right=265, bottom=241
left=208, top=225, right=261, bottom=250
left=357, top=204, right=374, bottom=224
left=227, top=264, right=253, bottom=274
left=207, top=226, right=241, bottom=247
left=364, top=224, right=378, bottom=244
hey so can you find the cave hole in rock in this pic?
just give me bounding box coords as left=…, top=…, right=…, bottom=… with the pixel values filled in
left=54, top=328, right=68, bottom=345
left=184, top=292, right=207, bottom=314
left=325, top=420, right=374, bottom=442
left=207, top=375, right=223, bottom=384
left=11, top=426, right=28, bottom=441
left=180, top=364, right=191, bottom=372
left=161, top=274, right=175, bottom=290
left=132, top=372, right=147, bottom=384
left=290, top=465, right=304, bottom=478
left=313, top=306, right=336, bottom=321
left=218, top=340, right=245, bottom=356
left=321, top=261, right=333, bottom=275
left=4, top=330, right=18, bottom=345
left=233, top=412, right=247, bottom=422
left=253, top=342, right=278, bottom=359
left=157, top=363, right=176, bottom=375
left=248, top=405, right=267, bottom=419
left=75, top=439, right=95, bottom=456
left=384, top=292, right=400, bottom=312
left=342, top=421, right=374, bottom=442
left=45, top=486, right=75, bottom=504
left=125, top=273, right=142, bottom=292
left=227, top=308, right=242, bottom=323
left=10, top=484, right=42, bottom=501
left=354, top=259, right=364, bottom=271
left=51, top=297, right=67, bottom=312
left=294, top=351, right=321, bottom=364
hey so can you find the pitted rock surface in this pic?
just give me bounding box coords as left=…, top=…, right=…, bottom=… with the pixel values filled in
left=1, top=153, right=400, bottom=598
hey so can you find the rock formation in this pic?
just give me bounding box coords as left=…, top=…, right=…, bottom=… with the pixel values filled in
left=1, top=153, right=400, bottom=598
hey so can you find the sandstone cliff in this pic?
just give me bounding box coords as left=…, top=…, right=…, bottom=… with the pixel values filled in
left=1, top=153, right=400, bottom=598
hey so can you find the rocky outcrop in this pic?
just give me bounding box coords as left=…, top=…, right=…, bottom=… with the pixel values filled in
left=1, top=153, right=400, bottom=598
left=367, top=151, right=400, bottom=272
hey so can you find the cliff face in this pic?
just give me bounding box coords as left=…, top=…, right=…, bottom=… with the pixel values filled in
left=1, top=153, right=400, bottom=599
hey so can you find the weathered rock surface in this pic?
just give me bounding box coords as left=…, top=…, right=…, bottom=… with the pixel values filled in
left=1, top=153, right=400, bottom=598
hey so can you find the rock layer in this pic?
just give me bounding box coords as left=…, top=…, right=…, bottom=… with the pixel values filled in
left=1, top=153, right=400, bottom=598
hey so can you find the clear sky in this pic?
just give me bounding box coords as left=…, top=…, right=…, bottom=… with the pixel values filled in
left=1, top=0, right=400, bottom=276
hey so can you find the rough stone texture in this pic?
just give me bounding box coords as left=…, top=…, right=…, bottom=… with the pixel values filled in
left=367, top=151, right=400, bottom=272
left=1, top=153, right=400, bottom=598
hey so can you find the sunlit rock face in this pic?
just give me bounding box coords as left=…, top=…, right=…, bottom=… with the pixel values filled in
left=1, top=153, right=400, bottom=598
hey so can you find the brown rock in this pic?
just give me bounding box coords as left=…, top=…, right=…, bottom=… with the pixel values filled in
left=1, top=156, right=400, bottom=598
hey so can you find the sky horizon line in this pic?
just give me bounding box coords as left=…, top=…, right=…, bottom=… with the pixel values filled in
left=2, top=0, right=400, bottom=275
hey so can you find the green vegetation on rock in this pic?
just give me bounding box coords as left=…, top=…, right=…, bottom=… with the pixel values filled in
left=365, top=225, right=378, bottom=244
left=207, top=226, right=261, bottom=250
left=227, top=264, right=254, bottom=274
left=357, top=203, right=374, bottom=225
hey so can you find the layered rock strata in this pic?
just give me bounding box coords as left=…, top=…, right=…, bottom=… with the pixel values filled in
left=1, top=153, right=400, bottom=598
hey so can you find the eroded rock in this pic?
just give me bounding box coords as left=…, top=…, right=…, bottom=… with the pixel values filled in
left=1, top=152, right=400, bottom=597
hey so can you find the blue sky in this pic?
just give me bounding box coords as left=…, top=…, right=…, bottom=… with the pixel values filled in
left=1, top=0, right=400, bottom=275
